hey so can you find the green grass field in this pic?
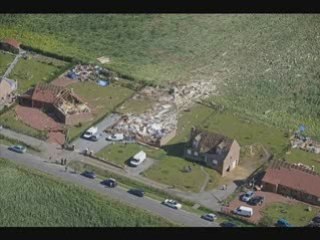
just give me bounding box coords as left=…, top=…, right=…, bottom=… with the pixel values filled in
left=0, top=51, right=14, bottom=75
left=2, top=14, right=320, bottom=139
left=67, top=81, right=135, bottom=141
left=285, top=149, right=320, bottom=173
left=0, top=158, right=174, bottom=227
left=260, top=202, right=319, bottom=227
left=9, top=56, right=65, bottom=93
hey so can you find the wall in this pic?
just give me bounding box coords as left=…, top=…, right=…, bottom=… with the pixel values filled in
left=261, top=181, right=278, bottom=193
left=221, top=140, right=240, bottom=176
left=159, top=128, right=177, bottom=146
left=65, top=111, right=93, bottom=126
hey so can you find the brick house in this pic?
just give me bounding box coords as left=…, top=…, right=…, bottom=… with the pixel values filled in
left=262, top=160, right=320, bottom=206
left=19, top=82, right=93, bottom=126
left=0, top=38, right=21, bottom=54
left=184, top=127, right=240, bottom=176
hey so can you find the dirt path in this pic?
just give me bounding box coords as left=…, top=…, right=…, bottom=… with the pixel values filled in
left=200, top=166, right=210, bottom=192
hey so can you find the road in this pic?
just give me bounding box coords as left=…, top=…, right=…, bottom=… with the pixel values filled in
left=0, top=144, right=219, bottom=227
left=71, top=113, right=121, bottom=153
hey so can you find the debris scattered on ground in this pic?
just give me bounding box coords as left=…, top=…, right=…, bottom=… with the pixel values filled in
left=290, top=132, right=320, bottom=154
left=97, top=56, right=110, bottom=64
left=106, top=79, right=218, bottom=147
left=66, top=64, right=114, bottom=82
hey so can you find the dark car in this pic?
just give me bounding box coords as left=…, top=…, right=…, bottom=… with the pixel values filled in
left=90, top=134, right=100, bottom=142
left=81, top=171, right=96, bottom=179
left=220, top=222, right=237, bottom=227
left=9, top=145, right=27, bottom=154
left=128, top=188, right=145, bottom=197
left=101, top=178, right=117, bottom=188
left=306, top=222, right=320, bottom=227
left=312, top=215, right=320, bottom=224
left=247, top=196, right=265, bottom=206
left=275, top=219, right=293, bottom=227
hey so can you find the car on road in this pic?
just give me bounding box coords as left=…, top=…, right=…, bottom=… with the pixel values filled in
left=83, top=126, right=98, bottom=139
left=8, top=145, right=27, bottom=154
left=201, top=213, right=217, bottom=222
left=81, top=171, right=96, bottom=179
left=128, top=188, right=145, bottom=197
left=101, top=178, right=117, bottom=188
left=241, top=191, right=255, bottom=202
left=90, top=134, right=100, bottom=142
left=275, top=219, right=293, bottom=227
left=162, top=199, right=182, bottom=209
left=247, top=196, right=264, bottom=206
left=220, top=222, right=237, bottom=227
left=106, top=133, right=124, bottom=141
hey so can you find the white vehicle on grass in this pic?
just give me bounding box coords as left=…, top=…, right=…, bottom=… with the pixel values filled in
left=83, top=126, right=98, bottom=139
left=129, top=151, right=146, bottom=167
left=162, top=199, right=182, bottom=209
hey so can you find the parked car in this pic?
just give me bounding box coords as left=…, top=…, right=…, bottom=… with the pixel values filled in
left=83, top=126, right=98, bottom=139
left=201, top=213, right=217, bottom=222
left=90, top=134, right=100, bottom=142
left=312, top=215, right=320, bottom=224
left=275, top=219, right=293, bottom=227
left=162, top=199, right=182, bottom=209
left=241, top=191, right=255, bottom=202
left=247, top=196, right=265, bottom=206
left=220, top=222, right=237, bottom=227
left=101, top=178, right=117, bottom=188
left=233, top=206, right=253, bottom=217
left=129, top=151, right=146, bottom=167
left=8, top=145, right=27, bottom=154
left=128, top=188, right=145, bottom=197
left=106, top=133, right=124, bottom=141
left=81, top=171, right=96, bottom=179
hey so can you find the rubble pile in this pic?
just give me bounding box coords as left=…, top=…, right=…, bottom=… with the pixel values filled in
left=290, top=133, right=320, bottom=154
left=172, top=79, right=217, bottom=110
left=107, top=79, right=218, bottom=146
left=292, top=162, right=315, bottom=172
left=66, top=64, right=111, bottom=82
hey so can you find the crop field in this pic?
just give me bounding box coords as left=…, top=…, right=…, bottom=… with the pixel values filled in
left=67, top=81, right=135, bottom=141
left=2, top=14, right=320, bottom=140
left=260, top=202, right=319, bottom=227
left=9, top=56, right=66, bottom=93
left=0, top=107, right=47, bottom=140
left=0, top=158, right=174, bottom=227
left=0, top=51, right=14, bottom=75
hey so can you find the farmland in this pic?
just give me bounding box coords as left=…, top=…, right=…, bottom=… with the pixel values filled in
left=1, top=15, right=320, bottom=140
left=0, top=158, right=174, bottom=227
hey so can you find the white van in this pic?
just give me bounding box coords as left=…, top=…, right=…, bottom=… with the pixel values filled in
left=130, top=151, right=146, bottom=167
left=233, top=206, right=253, bottom=217
left=83, top=126, right=98, bottom=139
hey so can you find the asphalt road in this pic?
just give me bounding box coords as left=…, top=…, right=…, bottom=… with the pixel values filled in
left=0, top=144, right=219, bottom=227
left=71, top=113, right=121, bottom=153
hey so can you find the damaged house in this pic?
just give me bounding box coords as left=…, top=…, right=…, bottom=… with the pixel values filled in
left=18, top=82, right=92, bottom=126
left=262, top=160, right=320, bottom=206
left=184, top=127, right=240, bottom=176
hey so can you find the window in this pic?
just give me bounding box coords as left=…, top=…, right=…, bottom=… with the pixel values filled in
left=194, top=151, right=198, bottom=156
left=212, top=160, right=218, bottom=165
left=187, top=149, right=192, bottom=155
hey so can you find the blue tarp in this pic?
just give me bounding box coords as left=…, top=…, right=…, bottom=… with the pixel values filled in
left=97, top=80, right=109, bottom=87
left=67, top=72, right=78, bottom=79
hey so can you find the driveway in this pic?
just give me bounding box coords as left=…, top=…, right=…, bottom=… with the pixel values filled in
left=0, top=144, right=219, bottom=227
left=71, top=113, right=121, bottom=153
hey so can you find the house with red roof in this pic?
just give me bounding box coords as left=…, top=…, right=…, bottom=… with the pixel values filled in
left=262, top=160, right=320, bottom=206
